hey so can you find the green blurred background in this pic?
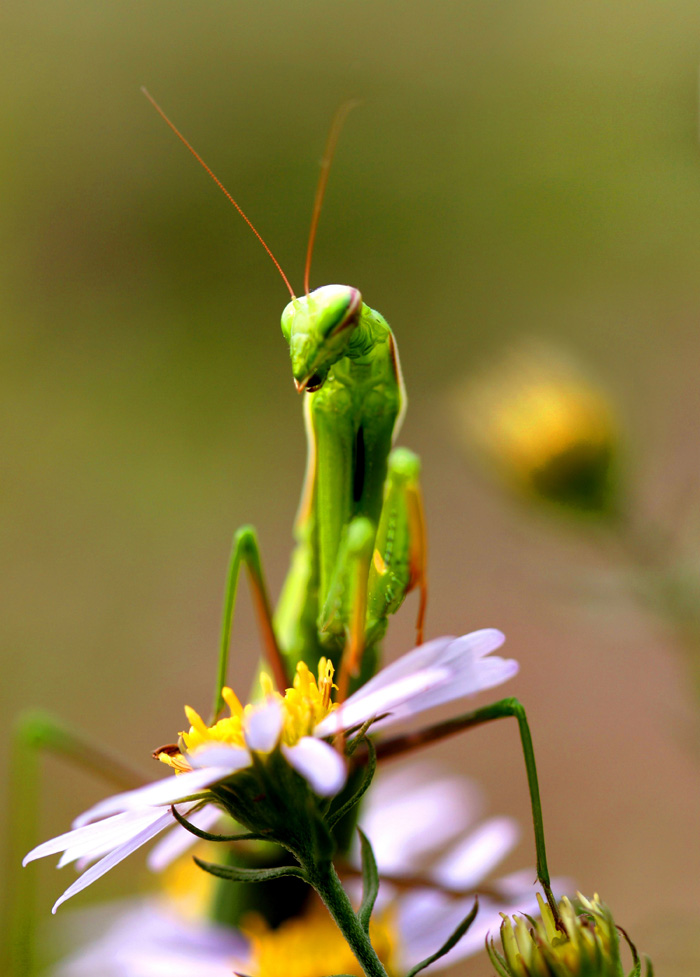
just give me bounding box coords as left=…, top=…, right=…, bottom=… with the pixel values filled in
left=3, top=1, right=700, bottom=972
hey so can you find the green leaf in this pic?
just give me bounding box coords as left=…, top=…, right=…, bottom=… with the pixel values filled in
left=404, top=896, right=479, bottom=977
left=357, top=827, right=380, bottom=934
left=170, top=805, right=268, bottom=843
left=193, top=856, right=308, bottom=885
left=327, top=737, right=376, bottom=829
left=643, top=956, right=654, bottom=977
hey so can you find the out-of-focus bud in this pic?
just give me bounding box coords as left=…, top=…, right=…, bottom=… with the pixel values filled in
left=456, top=345, right=619, bottom=517
left=488, top=892, right=653, bottom=977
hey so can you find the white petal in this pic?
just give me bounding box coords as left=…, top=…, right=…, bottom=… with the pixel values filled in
left=282, top=737, right=346, bottom=797
left=339, top=636, right=456, bottom=700
left=24, top=809, right=165, bottom=866
left=51, top=899, right=251, bottom=977
left=314, top=667, right=449, bottom=737
left=432, top=816, right=520, bottom=889
left=187, top=746, right=251, bottom=771
left=52, top=810, right=175, bottom=913
left=244, top=699, right=283, bottom=753
left=146, top=804, right=223, bottom=872
left=359, top=769, right=481, bottom=874
left=402, top=654, right=518, bottom=718
left=73, top=766, right=240, bottom=827
left=315, top=629, right=515, bottom=737
left=344, top=630, right=504, bottom=704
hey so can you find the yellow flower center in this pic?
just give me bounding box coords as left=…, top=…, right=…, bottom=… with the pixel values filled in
left=157, top=659, right=337, bottom=772
left=243, top=899, right=397, bottom=977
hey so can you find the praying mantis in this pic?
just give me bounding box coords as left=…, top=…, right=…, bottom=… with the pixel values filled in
left=8, top=94, right=560, bottom=977
left=139, top=91, right=428, bottom=714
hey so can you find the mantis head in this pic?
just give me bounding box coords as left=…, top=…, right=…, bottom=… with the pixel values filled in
left=281, top=284, right=362, bottom=392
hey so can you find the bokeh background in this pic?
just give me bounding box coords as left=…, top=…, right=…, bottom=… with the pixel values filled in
left=3, top=1, right=700, bottom=973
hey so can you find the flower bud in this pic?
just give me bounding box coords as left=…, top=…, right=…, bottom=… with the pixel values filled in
left=488, top=892, right=653, bottom=977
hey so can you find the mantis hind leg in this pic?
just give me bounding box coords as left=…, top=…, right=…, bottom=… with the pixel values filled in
left=373, top=697, right=559, bottom=922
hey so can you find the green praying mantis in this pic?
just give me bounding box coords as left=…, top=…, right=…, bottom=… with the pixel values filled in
left=139, top=91, right=429, bottom=713
left=7, top=93, right=561, bottom=977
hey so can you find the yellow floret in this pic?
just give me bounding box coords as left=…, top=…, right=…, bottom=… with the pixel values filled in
left=244, top=898, right=397, bottom=977
left=155, top=660, right=338, bottom=772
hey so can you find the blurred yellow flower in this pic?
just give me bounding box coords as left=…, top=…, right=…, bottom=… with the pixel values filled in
left=456, top=345, right=619, bottom=516
left=243, top=898, right=397, bottom=977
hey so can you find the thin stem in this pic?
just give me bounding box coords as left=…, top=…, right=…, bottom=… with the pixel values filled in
left=5, top=712, right=146, bottom=977
left=5, top=723, right=39, bottom=977
left=371, top=696, right=559, bottom=924
left=304, top=860, right=389, bottom=977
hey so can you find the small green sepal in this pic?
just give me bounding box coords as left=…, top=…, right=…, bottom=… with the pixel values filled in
left=405, top=896, right=479, bottom=976
left=193, top=857, right=308, bottom=885
left=357, top=827, right=380, bottom=935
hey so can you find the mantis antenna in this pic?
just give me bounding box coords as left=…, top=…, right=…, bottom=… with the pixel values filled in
left=303, top=100, right=360, bottom=296
left=141, top=87, right=296, bottom=300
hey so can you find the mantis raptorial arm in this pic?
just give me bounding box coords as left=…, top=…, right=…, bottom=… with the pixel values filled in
left=364, top=697, right=559, bottom=922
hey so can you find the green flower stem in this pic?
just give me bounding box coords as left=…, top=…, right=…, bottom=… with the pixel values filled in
left=5, top=712, right=144, bottom=977
left=373, top=696, right=559, bottom=924
left=304, top=858, right=389, bottom=977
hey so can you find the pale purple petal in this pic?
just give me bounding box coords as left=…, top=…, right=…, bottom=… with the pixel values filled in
left=396, top=653, right=518, bottom=719
left=72, top=766, right=239, bottom=827
left=52, top=811, right=176, bottom=913
left=187, top=746, right=251, bottom=771
left=147, top=804, right=223, bottom=873
left=359, top=767, right=482, bottom=874
left=24, top=809, right=165, bottom=866
left=432, top=816, right=520, bottom=889
left=282, top=737, right=346, bottom=797
left=344, top=630, right=504, bottom=704
left=244, top=699, right=283, bottom=753
left=314, top=667, right=449, bottom=737
left=315, top=629, right=515, bottom=737
left=51, top=900, right=251, bottom=976
left=338, top=636, right=456, bottom=700
left=397, top=890, right=506, bottom=969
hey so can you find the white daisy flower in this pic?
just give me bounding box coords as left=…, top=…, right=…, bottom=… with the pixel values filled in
left=48, top=765, right=551, bottom=976
left=24, top=628, right=517, bottom=913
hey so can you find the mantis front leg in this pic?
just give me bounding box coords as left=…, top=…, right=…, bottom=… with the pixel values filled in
left=321, top=448, right=428, bottom=695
